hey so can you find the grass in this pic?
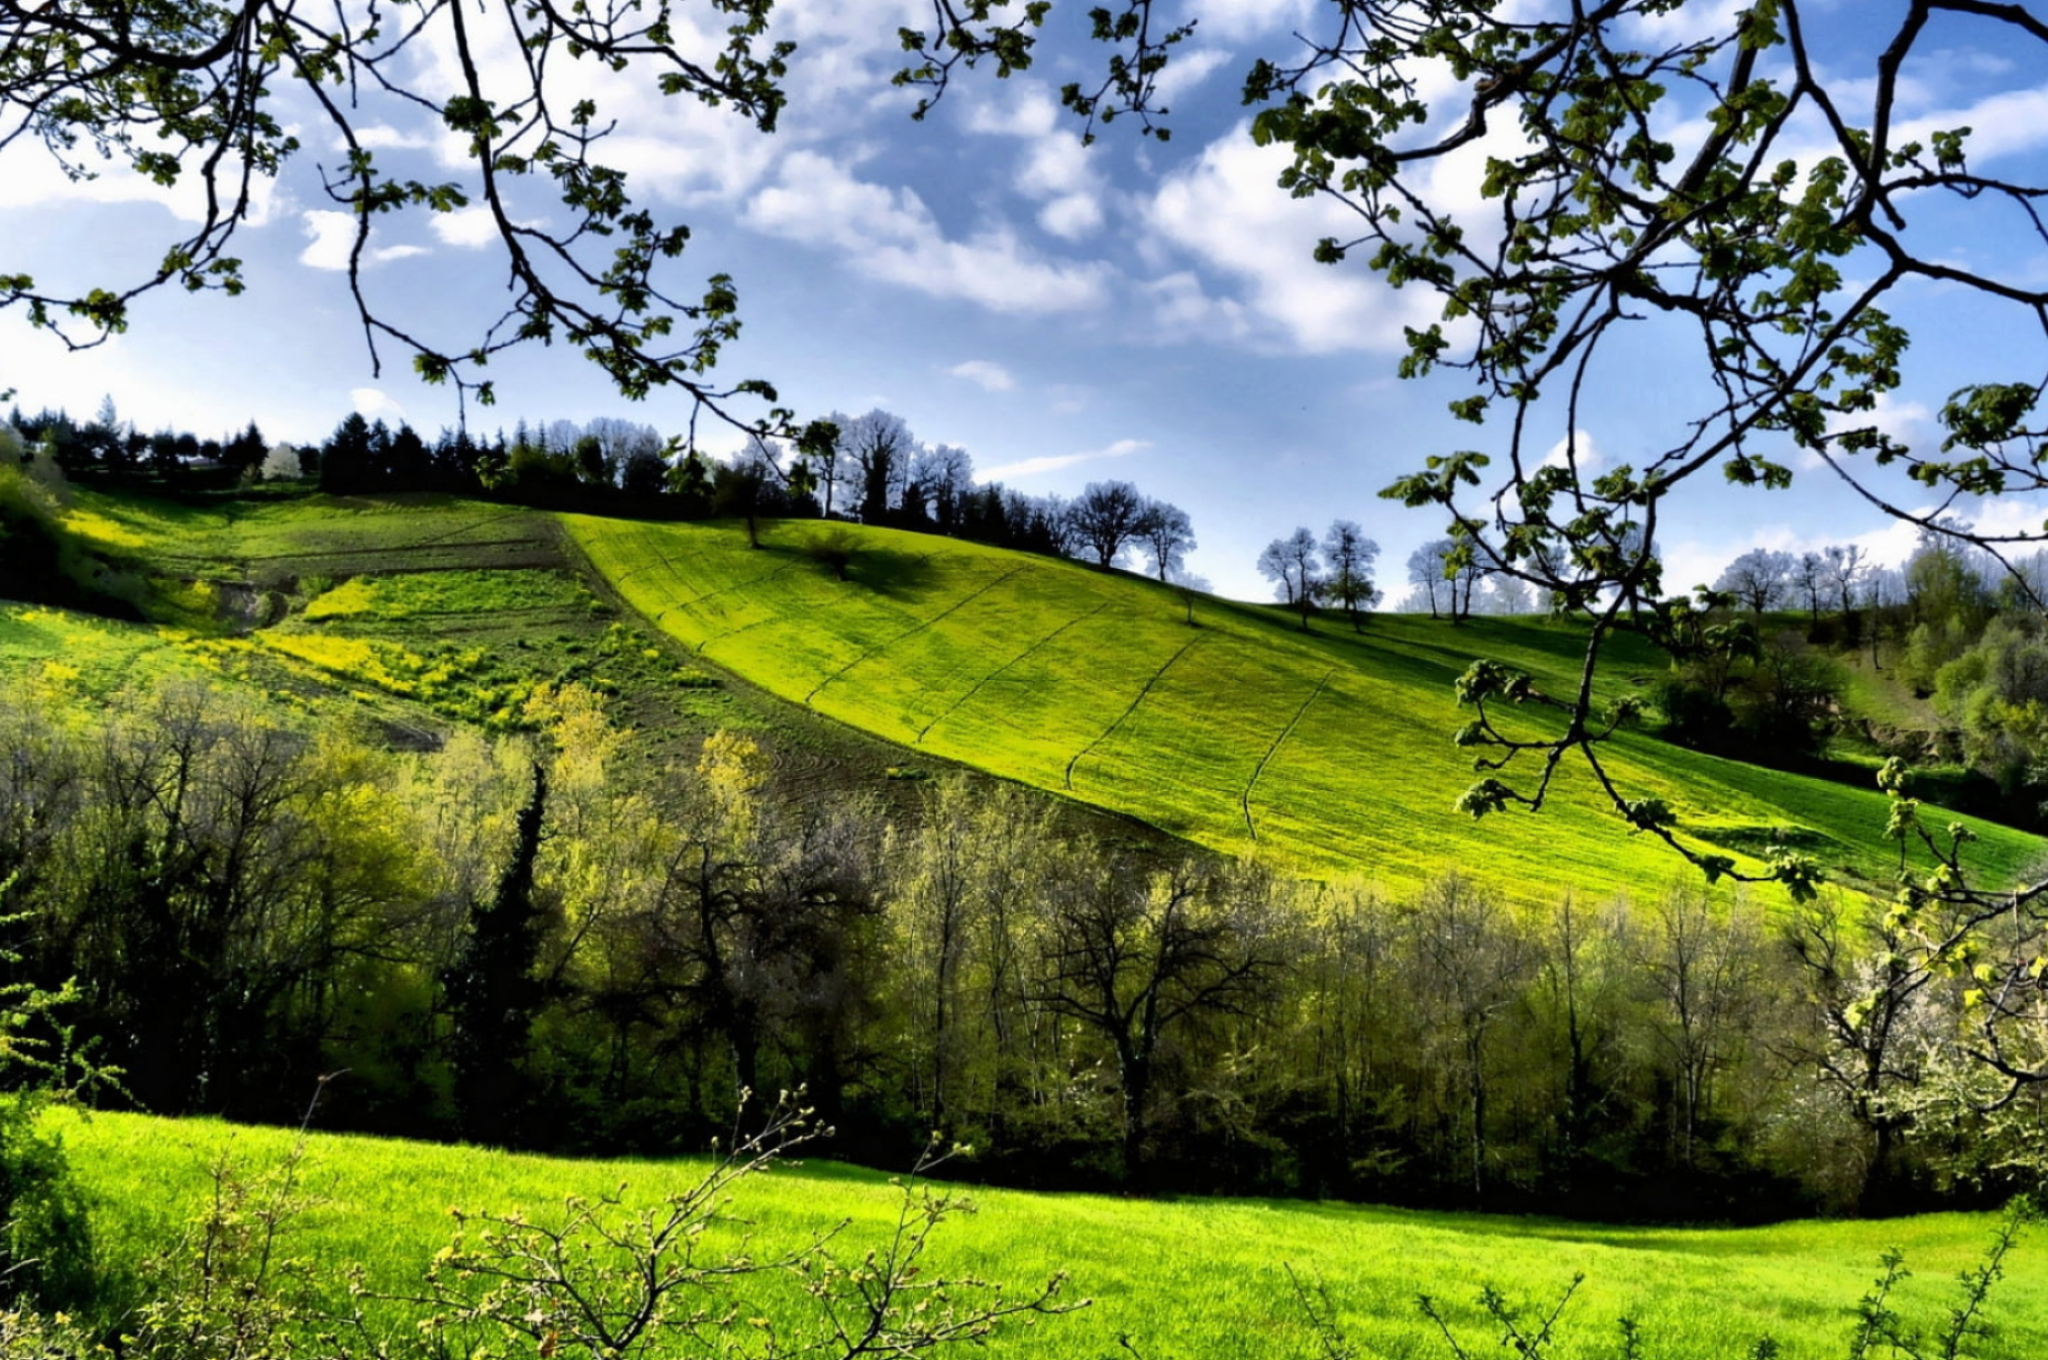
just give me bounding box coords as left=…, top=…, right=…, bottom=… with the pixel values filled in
left=57, top=1110, right=2046, bottom=1360
left=564, top=516, right=2042, bottom=902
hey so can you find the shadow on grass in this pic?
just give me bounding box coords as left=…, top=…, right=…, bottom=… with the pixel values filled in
left=844, top=547, right=939, bottom=601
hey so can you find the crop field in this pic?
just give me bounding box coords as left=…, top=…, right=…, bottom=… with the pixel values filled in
left=565, top=516, right=2043, bottom=901
left=61, top=1110, right=2046, bottom=1360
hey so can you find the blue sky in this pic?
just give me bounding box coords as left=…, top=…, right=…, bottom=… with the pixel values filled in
left=5, top=0, right=2048, bottom=600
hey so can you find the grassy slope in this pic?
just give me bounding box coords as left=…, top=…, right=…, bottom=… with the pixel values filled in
left=62, top=1111, right=2046, bottom=1360
left=566, top=516, right=2043, bottom=902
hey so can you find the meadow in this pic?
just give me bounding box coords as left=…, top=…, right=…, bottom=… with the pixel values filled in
left=564, top=515, right=2042, bottom=901
left=60, top=1110, right=2046, bottom=1360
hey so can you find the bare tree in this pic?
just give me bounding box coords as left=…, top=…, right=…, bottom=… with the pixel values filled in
left=1822, top=544, right=1869, bottom=617
left=832, top=410, right=913, bottom=523
left=1135, top=499, right=1196, bottom=583
left=1258, top=527, right=1322, bottom=631
left=1717, top=549, right=1795, bottom=618
left=1068, top=480, right=1147, bottom=568
left=1322, top=520, right=1380, bottom=631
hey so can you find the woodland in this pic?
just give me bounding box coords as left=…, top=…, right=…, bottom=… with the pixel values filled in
left=6, top=0, right=2048, bottom=1356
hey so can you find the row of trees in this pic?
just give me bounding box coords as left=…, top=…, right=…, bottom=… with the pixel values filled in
left=1256, top=522, right=1381, bottom=630
left=1, top=676, right=2038, bottom=1216
left=7, top=396, right=1203, bottom=584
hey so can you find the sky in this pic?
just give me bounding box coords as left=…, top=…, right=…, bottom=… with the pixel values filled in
left=5, top=0, right=2048, bottom=601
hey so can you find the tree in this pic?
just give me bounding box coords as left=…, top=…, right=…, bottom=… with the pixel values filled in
left=1069, top=480, right=1147, bottom=569
left=1822, top=544, right=1869, bottom=618
left=1717, top=549, right=1795, bottom=619
left=1322, top=521, right=1380, bottom=630
left=1405, top=541, right=1447, bottom=620
left=910, top=444, right=976, bottom=534
left=832, top=410, right=913, bottom=524
left=221, top=421, right=268, bottom=482
left=1135, top=499, right=1196, bottom=583
left=1034, top=860, right=1281, bottom=1185
left=444, top=764, right=552, bottom=1144
left=1258, top=527, right=1323, bottom=631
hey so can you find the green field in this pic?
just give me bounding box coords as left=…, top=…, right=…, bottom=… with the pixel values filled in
left=566, top=516, right=2043, bottom=901
left=61, top=1110, right=2045, bottom=1360
left=18, top=489, right=2041, bottom=901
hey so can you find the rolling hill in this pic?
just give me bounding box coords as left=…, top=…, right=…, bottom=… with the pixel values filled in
left=6, top=488, right=2036, bottom=904
left=566, top=514, right=2042, bottom=902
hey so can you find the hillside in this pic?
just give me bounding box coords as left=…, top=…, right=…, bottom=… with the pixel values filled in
left=566, top=514, right=2042, bottom=901
left=6, top=488, right=2036, bottom=904
left=65, top=1111, right=2048, bottom=1360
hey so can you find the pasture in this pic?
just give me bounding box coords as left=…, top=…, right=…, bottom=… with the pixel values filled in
left=60, top=1110, right=2046, bottom=1360
left=565, top=516, right=2042, bottom=901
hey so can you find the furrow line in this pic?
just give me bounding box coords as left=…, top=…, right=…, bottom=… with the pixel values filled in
left=915, top=602, right=1113, bottom=745
left=1064, top=632, right=1209, bottom=792
left=1240, top=668, right=1334, bottom=843
left=804, top=565, right=1032, bottom=706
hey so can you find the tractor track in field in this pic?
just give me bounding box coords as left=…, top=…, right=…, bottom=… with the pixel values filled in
left=915, top=601, right=1113, bottom=745
left=804, top=565, right=1033, bottom=707
left=649, top=557, right=812, bottom=645
left=1241, top=668, right=1335, bottom=842
left=1064, top=631, right=1209, bottom=792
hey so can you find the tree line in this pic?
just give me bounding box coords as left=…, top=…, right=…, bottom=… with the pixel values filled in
left=1, top=676, right=2039, bottom=1219
left=5, top=399, right=1199, bottom=582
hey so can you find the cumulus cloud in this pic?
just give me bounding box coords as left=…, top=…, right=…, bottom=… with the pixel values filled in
left=967, top=84, right=1108, bottom=240
left=302, top=210, right=431, bottom=269
left=1195, top=0, right=1312, bottom=43
left=1541, top=430, right=1606, bottom=473
left=300, top=211, right=359, bottom=271
left=351, top=387, right=407, bottom=422
left=949, top=360, right=1015, bottom=392
left=979, top=437, right=1148, bottom=481
left=432, top=206, right=502, bottom=248
left=1147, top=126, right=1444, bottom=351
left=744, top=151, right=1110, bottom=313
left=1153, top=48, right=1234, bottom=106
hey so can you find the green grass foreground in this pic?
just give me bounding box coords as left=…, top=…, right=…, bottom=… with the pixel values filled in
left=61, top=1111, right=2046, bottom=1360
left=566, top=516, right=2041, bottom=900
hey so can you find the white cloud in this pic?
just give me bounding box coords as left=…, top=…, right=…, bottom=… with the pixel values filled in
left=1154, top=49, right=1234, bottom=107
left=1625, top=0, right=1748, bottom=46
left=5, top=143, right=281, bottom=226
left=980, top=437, right=1148, bottom=481
left=340, top=124, right=433, bottom=152
left=432, top=207, right=501, bottom=248
left=1541, top=430, right=1606, bottom=474
left=351, top=387, right=407, bottom=422
left=743, top=151, right=1110, bottom=313
left=301, top=211, right=430, bottom=270
left=968, top=84, right=1109, bottom=240
left=300, top=211, right=359, bottom=271
left=1147, top=127, right=1443, bottom=352
left=1808, top=393, right=1933, bottom=469
left=1894, top=85, right=2048, bottom=164
left=1196, top=0, right=1312, bottom=43
left=1039, top=194, right=1105, bottom=239
left=966, top=88, right=1061, bottom=140
left=949, top=360, right=1015, bottom=392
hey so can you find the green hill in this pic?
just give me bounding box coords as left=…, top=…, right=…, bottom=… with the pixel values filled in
left=566, top=514, right=2040, bottom=901
left=65, top=1111, right=2048, bottom=1360
left=6, top=489, right=2035, bottom=904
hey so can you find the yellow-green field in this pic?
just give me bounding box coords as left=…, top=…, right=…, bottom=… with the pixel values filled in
left=566, top=516, right=2042, bottom=901
left=61, top=1111, right=2046, bottom=1360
